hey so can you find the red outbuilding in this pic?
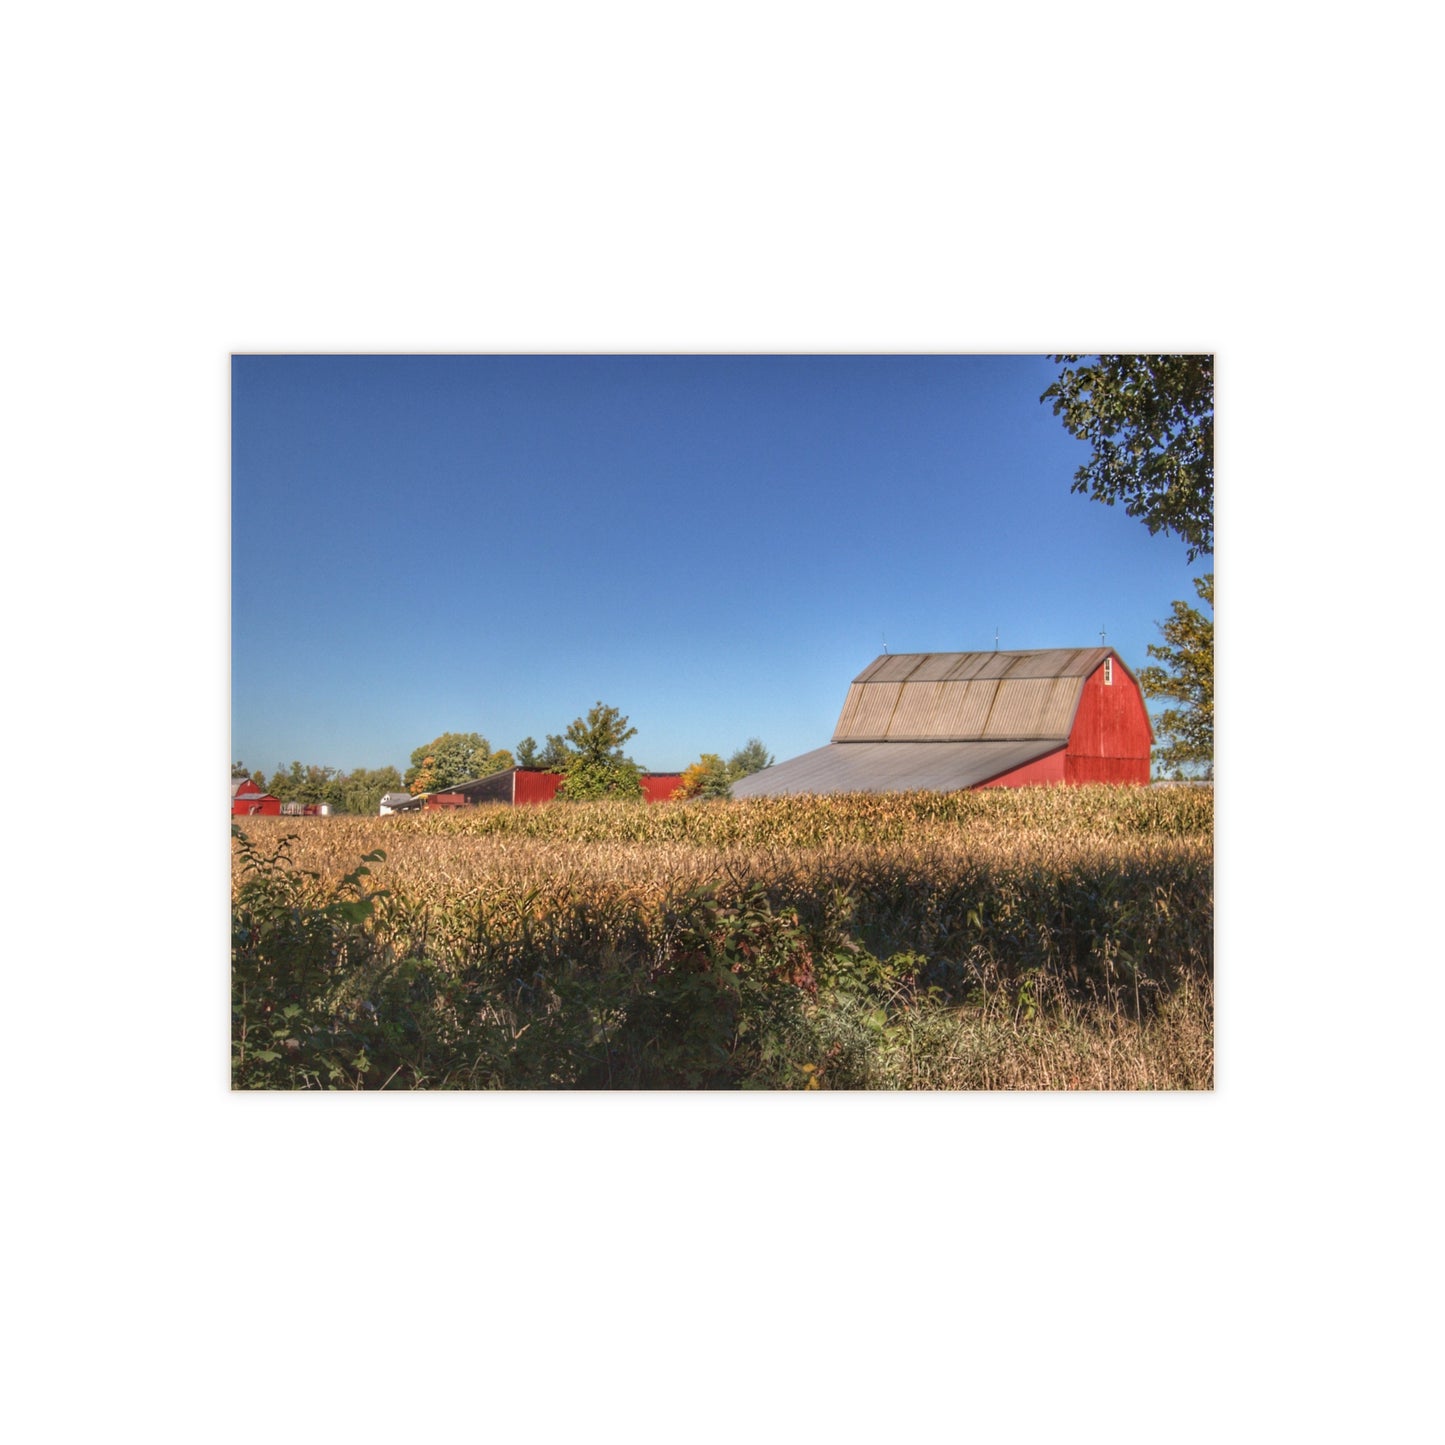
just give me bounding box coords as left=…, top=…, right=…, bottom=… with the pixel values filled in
left=430, top=768, right=685, bottom=807
left=640, top=773, right=685, bottom=802
left=231, top=777, right=282, bottom=815
left=730, top=648, right=1153, bottom=797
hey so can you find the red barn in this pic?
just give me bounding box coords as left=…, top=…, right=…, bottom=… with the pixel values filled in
left=640, top=773, right=685, bottom=802
left=730, top=648, right=1152, bottom=797
left=231, top=777, right=282, bottom=815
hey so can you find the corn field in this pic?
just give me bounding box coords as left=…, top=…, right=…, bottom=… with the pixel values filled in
left=231, top=786, right=1213, bottom=1090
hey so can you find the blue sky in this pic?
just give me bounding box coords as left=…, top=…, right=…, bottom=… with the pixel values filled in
left=231, top=354, right=1210, bottom=777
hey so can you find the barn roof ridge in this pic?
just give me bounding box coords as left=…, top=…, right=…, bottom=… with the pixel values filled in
left=851, top=645, right=1115, bottom=682
left=859, top=645, right=1098, bottom=656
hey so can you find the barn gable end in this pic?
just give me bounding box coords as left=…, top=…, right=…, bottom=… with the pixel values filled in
left=1063, top=658, right=1153, bottom=784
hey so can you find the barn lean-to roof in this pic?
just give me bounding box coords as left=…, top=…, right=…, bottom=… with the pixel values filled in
left=729, top=738, right=1066, bottom=796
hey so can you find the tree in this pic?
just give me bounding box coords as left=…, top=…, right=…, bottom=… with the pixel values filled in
left=1042, top=354, right=1213, bottom=561
left=515, top=737, right=540, bottom=769
left=556, top=702, right=643, bottom=801
left=246, top=760, right=406, bottom=813
left=339, top=766, right=403, bottom=816
left=674, top=753, right=733, bottom=800
left=404, top=733, right=514, bottom=794
left=537, top=734, right=571, bottom=771
left=727, top=739, right=773, bottom=779
left=672, top=739, right=775, bottom=800
left=233, top=761, right=267, bottom=790
left=1140, top=574, right=1213, bottom=777
left=268, top=761, right=345, bottom=809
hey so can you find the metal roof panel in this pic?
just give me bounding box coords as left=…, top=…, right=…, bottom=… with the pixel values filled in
left=833, top=682, right=904, bottom=739
left=979, top=676, right=1086, bottom=737
left=885, top=679, right=1000, bottom=738
left=835, top=648, right=1106, bottom=741
left=730, top=740, right=1068, bottom=796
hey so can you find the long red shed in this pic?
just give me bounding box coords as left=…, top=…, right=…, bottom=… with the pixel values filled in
left=731, top=648, right=1152, bottom=796
left=436, top=768, right=685, bottom=807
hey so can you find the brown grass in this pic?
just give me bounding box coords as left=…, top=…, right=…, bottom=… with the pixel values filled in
left=231, top=787, right=1213, bottom=1089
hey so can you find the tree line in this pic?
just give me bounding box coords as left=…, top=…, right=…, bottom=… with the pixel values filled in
left=236, top=703, right=773, bottom=812
left=233, top=762, right=405, bottom=817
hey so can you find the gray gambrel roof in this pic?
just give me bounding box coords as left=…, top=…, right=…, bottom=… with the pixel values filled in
left=833, top=647, right=1118, bottom=742
left=731, top=648, right=1137, bottom=798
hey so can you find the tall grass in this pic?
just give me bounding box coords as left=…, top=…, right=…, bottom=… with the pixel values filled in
left=231, top=787, right=1212, bottom=1090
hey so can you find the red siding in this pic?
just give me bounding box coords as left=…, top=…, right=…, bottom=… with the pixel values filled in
left=511, top=770, right=684, bottom=804
left=976, top=657, right=1150, bottom=789
left=1063, top=658, right=1152, bottom=785
left=976, top=746, right=1067, bottom=788
left=513, top=770, right=564, bottom=805
left=232, top=793, right=281, bottom=816
left=504, top=771, right=692, bottom=804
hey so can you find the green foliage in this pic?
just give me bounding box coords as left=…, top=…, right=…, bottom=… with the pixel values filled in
left=674, top=739, right=774, bottom=800
left=537, top=734, right=571, bottom=770
left=405, top=732, right=514, bottom=794
left=675, top=753, right=733, bottom=800
left=1140, top=573, right=1213, bottom=776
left=1042, top=354, right=1213, bottom=560
left=594, top=886, right=816, bottom=1087
left=262, top=761, right=402, bottom=813
left=727, top=738, right=774, bottom=778
left=556, top=702, right=643, bottom=801
left=339, top=766, right=403, bottom=816
left=515, top=737, right=540, bottom=768
left=269, top=760, right=344, bottom=809
left=559, top=757, right=643, bottom=801
left=231, top=825, right=395, bottom=1088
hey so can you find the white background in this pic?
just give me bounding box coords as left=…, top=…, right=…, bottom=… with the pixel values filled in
left=3, top=3, right=1437, bottom=1440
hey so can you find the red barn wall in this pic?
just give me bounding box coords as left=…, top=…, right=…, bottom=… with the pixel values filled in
left=232, top=794, right=281, bottom=815
left=513, top=770, right=563, bottom=805
left=497, top=771, right=694, bottom=805
left=1063, top=659, right=1152, bottom=785
left=977, top=746, right=1068, bottom=788
left=511, top=771, right=682, bottom=804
